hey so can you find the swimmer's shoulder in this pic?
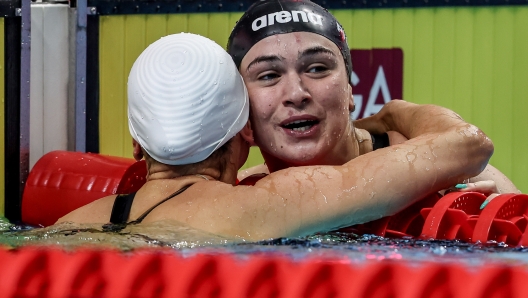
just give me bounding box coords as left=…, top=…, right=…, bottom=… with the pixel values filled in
left=56, top=194, right=117, bottom=224
left=238, top=173, right=269, bottom=186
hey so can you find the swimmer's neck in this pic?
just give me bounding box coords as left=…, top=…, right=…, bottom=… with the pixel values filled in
left=145, top=163, right=238, bottom=185
left=262, top=128, right=370, bottom=173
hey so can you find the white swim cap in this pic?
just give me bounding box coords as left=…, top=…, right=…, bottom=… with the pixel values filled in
left=128, top=33, right=249, bottom=165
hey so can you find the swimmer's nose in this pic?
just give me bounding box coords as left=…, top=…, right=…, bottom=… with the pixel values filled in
left=282, top=73, right=311, bottom=108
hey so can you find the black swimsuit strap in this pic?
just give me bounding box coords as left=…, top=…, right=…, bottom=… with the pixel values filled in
left=103, top=183, right=194, bottom=232
left=371, top=132, right=390, bottom=150
left=127, top=183, right=194, bottom=225
left=109, top=192, right=137, bottom=224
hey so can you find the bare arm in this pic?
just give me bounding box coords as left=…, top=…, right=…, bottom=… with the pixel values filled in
left=355, top=100, right=470, bottom=139
left=365, top=127, right=517, bottom=194
left=356, top=101, right=518, bottom=194
left=167, top=101, right=493, bottom=240
left=387, top=133, right=518, bottom=194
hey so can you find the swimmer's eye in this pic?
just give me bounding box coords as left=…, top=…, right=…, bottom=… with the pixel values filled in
left=306, top=64, right=329, bottom=74
left=258, top=72, right=280, bottom=81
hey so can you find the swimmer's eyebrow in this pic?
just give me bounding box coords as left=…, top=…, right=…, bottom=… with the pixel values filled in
left=246, top=55, right=282, bottom=72
left=298, top=46, right=336, bottom=59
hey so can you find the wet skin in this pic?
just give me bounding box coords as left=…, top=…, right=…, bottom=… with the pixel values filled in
left=240, top=32, right=359, bottom=172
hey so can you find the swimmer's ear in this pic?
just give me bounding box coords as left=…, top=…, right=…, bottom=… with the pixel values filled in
left=132, top=139, right=144, bottom=161
left=240, top=121, right=256, bottom=146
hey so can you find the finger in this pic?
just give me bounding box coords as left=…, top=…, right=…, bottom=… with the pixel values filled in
left=480, top=193, right=500, bottom=210
left=456, top=181, right=499, bottom=195
left=455, top=183, right=468, bottom=190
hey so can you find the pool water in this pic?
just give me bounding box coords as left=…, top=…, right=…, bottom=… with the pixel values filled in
left=0, top=217, right=232, bottom=250
left=2, top=217, right=528, bottom=267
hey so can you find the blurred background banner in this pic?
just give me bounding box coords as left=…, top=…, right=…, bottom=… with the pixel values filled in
left=351, top=48, right=404, bottom=120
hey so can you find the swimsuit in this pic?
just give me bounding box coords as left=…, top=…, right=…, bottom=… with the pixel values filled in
left=103, top=183, right=193, bottom=231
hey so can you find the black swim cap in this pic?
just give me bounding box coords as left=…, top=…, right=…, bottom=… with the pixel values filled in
left=227, top=0, right=352, bottom=80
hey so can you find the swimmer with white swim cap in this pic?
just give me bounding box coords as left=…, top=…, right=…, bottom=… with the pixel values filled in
left=128, top=32, right=249, bottom=167
left=228, top=0, right=518, bottom=197
left=57, top=33, right=494, bottom=240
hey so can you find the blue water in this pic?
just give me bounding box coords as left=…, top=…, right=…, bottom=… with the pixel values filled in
left=1, top=216, right=528, bottom=267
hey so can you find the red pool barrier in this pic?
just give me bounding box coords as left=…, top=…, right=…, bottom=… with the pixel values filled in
left=420, top=192, right=487, bottom=241
left=22, top=150, right=146, bottom=227
left=472, top=193, right=528, bottom=246
left=0, top=246, right=528, bottom=298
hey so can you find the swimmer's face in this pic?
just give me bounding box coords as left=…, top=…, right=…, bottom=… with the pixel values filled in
left=240, top=32, right=354, bottom=166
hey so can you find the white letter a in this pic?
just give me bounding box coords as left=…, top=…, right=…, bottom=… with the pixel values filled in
left=363, top=66, right=392, bottom=117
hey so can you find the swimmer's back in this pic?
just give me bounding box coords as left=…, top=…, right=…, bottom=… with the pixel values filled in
left=57, top=178, right=206, bottom=225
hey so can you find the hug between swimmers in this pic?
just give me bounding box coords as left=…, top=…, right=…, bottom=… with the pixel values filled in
left=57, top=0, right=517, bottom=241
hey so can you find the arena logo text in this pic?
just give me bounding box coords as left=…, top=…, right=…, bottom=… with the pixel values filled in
left=252, top=11, right=323, bottom=31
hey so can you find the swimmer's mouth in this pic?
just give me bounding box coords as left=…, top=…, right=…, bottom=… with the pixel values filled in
left=281, top=120, right=319, bottom=132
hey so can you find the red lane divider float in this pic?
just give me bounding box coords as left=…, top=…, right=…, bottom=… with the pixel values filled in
left=421, top=191, right=487, bottom=241
left=21, top=151, right=528, bottom=246
left=344, top=191, right=528, bottom=246
left=0, top=247, right=528, bottom=298
left=473, top=193, right=528, bottom=246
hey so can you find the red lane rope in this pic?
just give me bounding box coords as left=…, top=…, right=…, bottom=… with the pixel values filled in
left=0, top=247, right=527, bottom=298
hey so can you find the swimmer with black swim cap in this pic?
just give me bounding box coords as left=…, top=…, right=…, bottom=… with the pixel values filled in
left=228, top=0, right=379, bottom=174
